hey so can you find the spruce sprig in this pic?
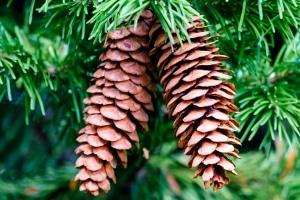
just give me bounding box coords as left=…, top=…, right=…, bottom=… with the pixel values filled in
left=0, top=24, right=53, bottom=121
left=191, top=0, right=300, bottom=54
left=233, top=31, right=300, bottom=150
left=38, top=0, right=201, bottom=45
left=37, top=0, right=92, bottom=42
left=236, top=83, right=300, bottom=149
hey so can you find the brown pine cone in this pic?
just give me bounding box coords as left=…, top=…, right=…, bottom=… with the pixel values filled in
left=149, top=17, right=241, bottom=192
left=75, top=9, right=156, bottom=196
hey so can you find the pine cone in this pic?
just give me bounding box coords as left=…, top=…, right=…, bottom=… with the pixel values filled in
left=149, top=17, right=241, bottom=192
left=75, top=10, right=156, bottom=196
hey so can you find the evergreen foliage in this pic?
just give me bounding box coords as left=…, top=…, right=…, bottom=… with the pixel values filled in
left=1, top=0, right=300, bottom=199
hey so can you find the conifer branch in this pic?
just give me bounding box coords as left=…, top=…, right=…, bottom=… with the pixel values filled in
left=0, top=24, right=53, bottom=119
left=234, top=36, right=300, bottom=150
left=191, top=0, right=300, bottom=54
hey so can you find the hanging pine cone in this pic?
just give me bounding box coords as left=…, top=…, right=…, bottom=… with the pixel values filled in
left=149, top=17, right=241, bottom=192
left=74, top=10, right=156, bottom=196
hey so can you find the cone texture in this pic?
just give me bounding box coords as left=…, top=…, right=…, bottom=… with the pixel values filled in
left=149, top=17, right=241, bottom=191
left=75, top=10, right=155, bottom=196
